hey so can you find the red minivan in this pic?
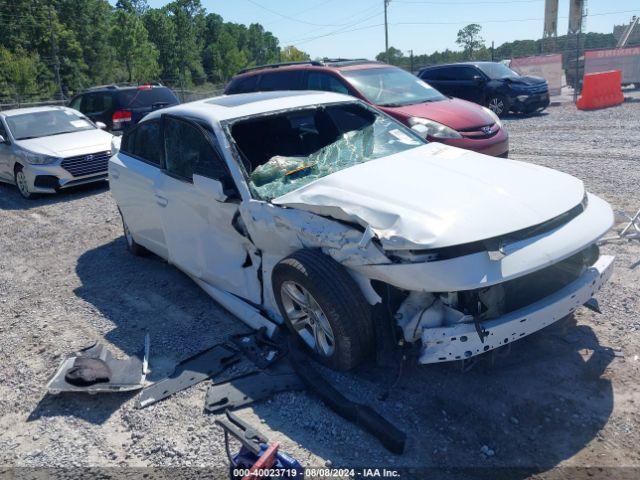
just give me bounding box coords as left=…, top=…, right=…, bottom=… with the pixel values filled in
left=225, top=59, right=509, bottom=158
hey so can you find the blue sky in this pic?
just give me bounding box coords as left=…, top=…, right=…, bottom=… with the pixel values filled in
left=146, top=0, right=639, bottom=59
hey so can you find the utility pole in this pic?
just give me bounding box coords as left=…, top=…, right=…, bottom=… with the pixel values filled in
left=409, top=49, right=414, bottom=73
left=491, top=41, right=495, bottom=62
left=48, top=5, right=64, bottom=101
left=384, top=0, right=390, bottom=63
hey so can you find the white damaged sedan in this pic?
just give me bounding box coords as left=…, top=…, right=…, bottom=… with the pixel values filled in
left=109, top=91, right=614, bottom=371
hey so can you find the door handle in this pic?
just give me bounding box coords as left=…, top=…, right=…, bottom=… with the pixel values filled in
left=155, top=194, right=168, bottom=207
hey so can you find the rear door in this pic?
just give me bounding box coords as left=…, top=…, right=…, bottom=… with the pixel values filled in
left=155, top=115, right=261, bottom=303
left=436, top=66, right=485, bottom=103
left=109, top=120, right=167, bottom=258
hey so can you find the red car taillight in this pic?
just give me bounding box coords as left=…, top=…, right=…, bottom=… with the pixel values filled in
left=112, top=110, right=132, bottom=130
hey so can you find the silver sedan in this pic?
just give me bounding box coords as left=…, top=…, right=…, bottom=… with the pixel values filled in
left=0, top=106, right=114, bottom=199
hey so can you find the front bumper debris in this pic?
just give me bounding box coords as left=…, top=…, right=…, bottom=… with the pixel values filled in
left=418, top=254, right=614, bottom=364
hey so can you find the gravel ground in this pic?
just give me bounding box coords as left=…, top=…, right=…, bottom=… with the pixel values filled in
left=1, top=96, right=639, bottom=479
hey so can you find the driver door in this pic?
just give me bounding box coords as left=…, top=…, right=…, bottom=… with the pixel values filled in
left=155, top=115, right=261, bottom=304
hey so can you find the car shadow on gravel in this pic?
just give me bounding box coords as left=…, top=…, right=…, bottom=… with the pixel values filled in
left=251, top=315, right=615, bottom=476
left=0, top=181, right=108, bottom=210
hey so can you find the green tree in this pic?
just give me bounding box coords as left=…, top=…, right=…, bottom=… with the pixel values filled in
left=111, top=2, right=160, bottom=82
left=280, top=45, right=309, bottom=62
left=0, top=47, right=42, bottom=102
left=456, top=24, right=484, bottom=60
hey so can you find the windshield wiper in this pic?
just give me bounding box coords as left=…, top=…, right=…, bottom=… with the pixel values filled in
left=15, top=136, right=41, bottom=140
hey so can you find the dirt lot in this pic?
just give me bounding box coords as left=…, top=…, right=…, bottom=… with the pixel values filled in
left=1, top=97, right=639, bottom=479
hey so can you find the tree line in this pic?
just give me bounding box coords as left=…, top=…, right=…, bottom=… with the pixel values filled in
left=0, top=0, right=310, bottom=103
left=377, top=24, right=617, bottom=72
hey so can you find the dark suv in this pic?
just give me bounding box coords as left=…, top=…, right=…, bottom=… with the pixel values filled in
left=418, top=62, right=549, bottom=117
left=68, top=84, right=179, bottom=133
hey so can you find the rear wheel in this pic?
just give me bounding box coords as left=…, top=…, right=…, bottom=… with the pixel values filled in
left=119, top=210, right=148, bottom=256
left=14, top=165, right=35, bottom=199
left=273, top=249, right=374, bottom=371
left=487, top=95, right=509, bottom=117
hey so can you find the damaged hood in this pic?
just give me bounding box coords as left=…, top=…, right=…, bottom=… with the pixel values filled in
left=273, top=143, right=585, bottom=250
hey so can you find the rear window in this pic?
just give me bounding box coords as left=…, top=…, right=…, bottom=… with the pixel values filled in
left=117, top=88, right=179, bottom=109
left=227, top=75, right=260, bottom=94
left=257, top=71, right=305, bottom=91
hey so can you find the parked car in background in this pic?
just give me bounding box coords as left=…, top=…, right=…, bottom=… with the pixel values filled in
left=226, top=59, right=509, bottom=158
left=110, top=91, right=613, bottom=371
left=68, top=83, right=179, bottom=134
left=418, top=62, right=550, bottom=117
left=0, top=106, right=113, bottom=199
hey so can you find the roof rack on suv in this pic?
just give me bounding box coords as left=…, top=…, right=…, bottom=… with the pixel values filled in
left=86, top=81, right=164, bottom=91
left=239, top=60, right=325, bottom=74
left=321, top=58, right=374, bottom=67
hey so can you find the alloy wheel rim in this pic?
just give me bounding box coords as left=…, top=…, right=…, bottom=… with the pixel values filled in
left=16, top=171, right=29, bottom=197
left=489, top=98, right=504, bottom=115
left=280, top=281, right=335, bottom=357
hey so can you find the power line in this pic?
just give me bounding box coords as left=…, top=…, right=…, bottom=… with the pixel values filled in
left=283, top=9, right=384, bottom=44
left=394, top=0, right=543, bottom=4
left=288, top=8, right=639, bottom=45
left=244, top=0, right=382, bottom=28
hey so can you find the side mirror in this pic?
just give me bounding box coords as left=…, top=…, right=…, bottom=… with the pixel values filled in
left=473, top=75, right=484, bottom=83
left=193, top=174, right=227, bottom=203
left=95, top=121, right=107, bottom=130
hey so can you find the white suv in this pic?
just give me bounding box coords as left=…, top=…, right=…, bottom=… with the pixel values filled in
left=109, top=91, right=614, bottom=371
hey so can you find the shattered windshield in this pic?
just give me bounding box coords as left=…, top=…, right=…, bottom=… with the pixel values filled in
left=342, top=67, right=445, bottom=107
left=231, top=103, right=425, bottom=201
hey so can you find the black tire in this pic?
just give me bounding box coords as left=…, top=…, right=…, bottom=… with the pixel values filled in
left=14, top=164, right=35, bottom=199
left=272, top=249, right=374, bottom=371
left=119, top=209, right=148, bottom=256
left=486, top=94, right=509, bottom=117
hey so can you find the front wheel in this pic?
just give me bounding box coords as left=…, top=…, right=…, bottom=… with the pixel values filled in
left=272, top=249, right=374, bottom=371
left=14, top=166, right=35, bottom=199
left=486, top=95, right=509, bottom=117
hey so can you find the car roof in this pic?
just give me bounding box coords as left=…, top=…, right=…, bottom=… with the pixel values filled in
left=0, top=106, right=76, bottom=118
left=143, top=90, right=356, bottom=124
left=422, top=62, right=496, bottom=70
left=233, top=59, right=389, bottom=78
left=78, top=83, right=169, bottom=94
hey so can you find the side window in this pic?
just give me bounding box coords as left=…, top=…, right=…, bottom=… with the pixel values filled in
left=164, top=116, right=230, bottom=185
left=69, top=96, right=82, bottom=111
left=258, top=71, right=304, bottom=91
left=121, top=121, right=162, bottom=166
left=82, top=93, right=112, bottom=113
left=227, top=75, right=259, bottom=94
left=456, top=67, right=481, bottom=81
left=434, top=68, right=453, bottom=81
left=307, top=72, right=349, bottom=94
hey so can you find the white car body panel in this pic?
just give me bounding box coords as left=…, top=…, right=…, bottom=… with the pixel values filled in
left=108, top=91, right=615, bottom=365
left=355, top=193, right=613, bottom=292
left=273, top=142, right=584, bottom=250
